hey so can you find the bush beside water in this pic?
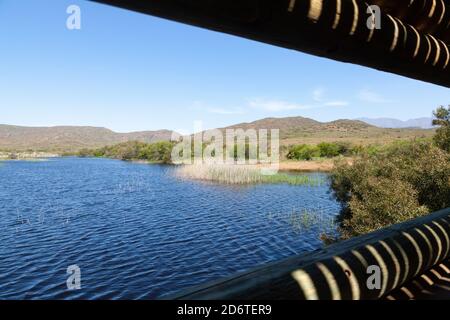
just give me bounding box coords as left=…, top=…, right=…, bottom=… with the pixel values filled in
left=331, top=143, right=446, bottom=238
left=78, top=141, right=175, bottom=163
left=330, top=111, right=450, bottom=240
left=286, top=141, right=383, bottom=160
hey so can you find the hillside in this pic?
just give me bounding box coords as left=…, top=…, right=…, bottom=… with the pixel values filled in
left=0, top=116, right=435, bottom=152
left=220, top=116, right=434, bottom=145
left=0, top=125, right=175, bottom=152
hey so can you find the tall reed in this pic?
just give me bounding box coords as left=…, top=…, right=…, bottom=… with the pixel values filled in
left=174, top=164, right=324, bottom=186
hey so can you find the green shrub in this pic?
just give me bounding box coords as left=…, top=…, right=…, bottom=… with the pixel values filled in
left=143, top=141, right=174, bottom=163
left=349, top=144, right=364, bottom=156
left=288, top=142, right=364, bottom=159
left=317, top=142, right=352, bottom=158
left=287, top=144, right=320, bottom=160
left=93, top=149, right=106, bottom=157
left=317, top=142, right=341, bottom=158
left=343, top=177, right=428, bottom=238
left=331, top=140, right=450, bottom=239
left=433, top=105, right=450, bottom=152
left=78, top=141, right=175, bottom=163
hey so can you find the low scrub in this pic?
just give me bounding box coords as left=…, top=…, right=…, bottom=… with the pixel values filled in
left=317, top=142, right=352, bottom=158
left=433, top=105, right=450, bottom=152
left=78, top=141, right=175, bottom=163
left=287, top=144, right=321, bottom=160
left=330, top=140, right=450, bottom=239
left=286, top=141, right=385, bottom=161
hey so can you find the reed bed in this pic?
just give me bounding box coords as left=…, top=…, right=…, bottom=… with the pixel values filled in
left=287, top=208, right=336, bottom=234
left=267, top=207, right=337, bottom=235
left=174, top=164, right=324, bottom=186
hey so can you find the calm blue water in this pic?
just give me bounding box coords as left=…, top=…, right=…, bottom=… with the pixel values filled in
left=0, top=158, right=340, bottom=299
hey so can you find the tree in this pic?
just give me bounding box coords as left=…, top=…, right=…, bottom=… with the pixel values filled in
left=287, top=144, right=320, bottom=161
left=80, top=140, right=175, bottom=163
left=317, top=142, right=340, bottom=158
left=433, top=105, right=450, bottom=152
left=317, top=142, right=351, bottom=158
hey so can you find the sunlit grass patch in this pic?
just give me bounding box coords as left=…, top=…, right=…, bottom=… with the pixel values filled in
left=261, top=173, right=323, bottom=186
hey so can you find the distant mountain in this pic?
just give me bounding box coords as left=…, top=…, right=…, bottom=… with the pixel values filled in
left=219, top=116, right=434, bottom=145
left=0, top=125, right=176, bottom=152
left=357, top=117, right=434, bottom=129
left=0, top=116, right=435, bottom=152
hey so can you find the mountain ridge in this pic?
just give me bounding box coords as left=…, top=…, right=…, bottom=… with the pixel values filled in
left=0, top=124, right=175, bottom=152
left=0, top=116, right=435, bottom=152
left=216, top=116, right=433, bottom=145
left=356, top=117, right=434, bottom=129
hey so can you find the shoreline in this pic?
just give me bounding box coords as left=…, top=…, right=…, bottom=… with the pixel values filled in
left=0, top=154, right=350, bottom=172
left=0, top=152, right=60, bottom=161
left=96, top=157, right=349, bottom=172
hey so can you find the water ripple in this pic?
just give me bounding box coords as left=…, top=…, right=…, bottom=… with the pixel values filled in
left=0, top=158, right=340, bottom=299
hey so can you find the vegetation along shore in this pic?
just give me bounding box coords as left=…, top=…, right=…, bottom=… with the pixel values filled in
left=1, top=107, right=448, bottom=243
left=75, top=106, right=450, bottom=243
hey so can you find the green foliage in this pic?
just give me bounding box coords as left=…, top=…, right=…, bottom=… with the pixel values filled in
left=433, top=105, right=450, bottom=152
left=137, top=141, right=174, bottom=163
left=330, top=140, right=450, bottom=239
left=317, top=142, right=352, bottom=158
left=261, top=173, right=324, bottom=186
left=78, top=141, right=175, bottom=163
left=317, top=142, right=341, bottom=158
left=360, top=144, right=382, bottom=156
left=287, top=141, right=367, bottom=160
left=93, top=149, right=106, bottom=157
left=287, top=144, right=321, bottom=160
left=344, top=177, right=428, bottom=238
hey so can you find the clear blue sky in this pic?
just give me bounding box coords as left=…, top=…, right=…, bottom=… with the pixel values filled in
left=1, top=0, right=449, bottom=133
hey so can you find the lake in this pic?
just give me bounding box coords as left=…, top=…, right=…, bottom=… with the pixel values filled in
left=0, top=158, right=340, bottom=299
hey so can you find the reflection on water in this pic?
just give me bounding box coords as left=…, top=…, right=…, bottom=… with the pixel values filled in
left=0, top=158, right=340, bottom=299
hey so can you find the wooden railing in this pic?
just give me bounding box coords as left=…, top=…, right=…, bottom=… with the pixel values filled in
left=168, top=207, right=450, bottom=300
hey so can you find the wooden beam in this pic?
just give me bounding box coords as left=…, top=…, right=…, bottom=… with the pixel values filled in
left=369, top=0, right=450, bottom=41
left=90, top=0, right=450, bottom=87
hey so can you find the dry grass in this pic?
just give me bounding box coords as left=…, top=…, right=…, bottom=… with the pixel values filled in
left=175, top=164, right=262, bottom=184
left=275, top=158, right=354, bottom=172
left=280, top=128, right=434, bottom=146
left=174, top=164, right=323, bottom=185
